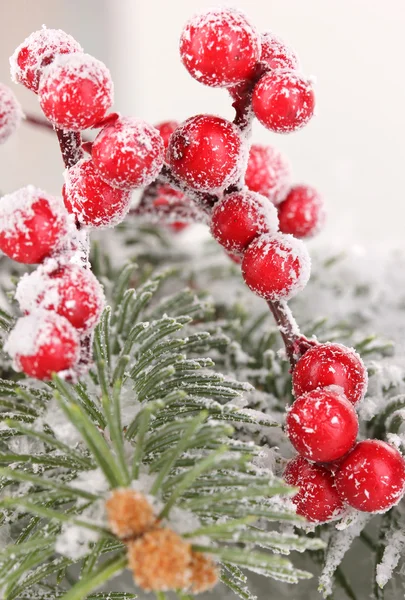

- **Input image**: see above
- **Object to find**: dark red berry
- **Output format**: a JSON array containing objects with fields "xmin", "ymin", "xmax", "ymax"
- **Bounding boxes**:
[
  {"xmin": 210, "ymin": 191, "xmax": 278, "ymax": 254},
  {"xmin": 278, "ymin": 184, "xmax": 325, "ymax": 238},
  {"xmin": 252, "ymin": 70, "xmax": 315, "ymax": 133},
  {"xmin": 10, "ymin": 28, "xmax": 83, "ymax": 93},
  {"xmin": 242, "ymin": 233, "xmax": 310, "ymax": 301},
  {"xmin": 260, "ymin": 32, "xmax": 300, "ymax": 71},
  {"xmin": 152, "ymin": 186, "xmax": 190, "ymax": 232},
  {"xmin": 0, "ymin": 83, "xmax": 23, "ymax": 144},
  {"xmin": 245, "ymin": 143, "xmax": 292, "ymax": 204},
  {"xmin": 16, "ymin": 264, "xmax": 105, "ymax": 332},
  {"xmin": 335, "ymin": 440, "xmax": 405, "ymax": 512},
  {"xmin": 180, "ymin": 8, "xmax": 261, "ymax": 87},
  {"xmin": 63, "ymin": 159, "xmax": 132, "ymax": 228},
  {"xmin": 0, "ymin": 186, "xmax": 67, "ymax": 264},
  {"xmin": 92, "ymin": 117, "xmax": 164, "ymax": 189},
  {"xmin": 293, "ymin": 343, "xmax": 368, "ymax": 405},
  {"xmin": 5, "ymin": 311, "xmax": 79, "ymax": 380},
  {"xmin": 38, "ymin": 54, "xmax": 113, "ymax": 130},
  {"xmin": 155, "ymin": 121, "xmax": 179, "ymax": 149},
  {"xmin": 284, "ymin": 456, "xmax": 345, "ymax": 523},
  {"xmin": 167, "ymin": 115, "xmax": 244, "ymax": 192},
  {"xmin": 286, "ymin": 388, "xmax": 358, "ymax": 463}
]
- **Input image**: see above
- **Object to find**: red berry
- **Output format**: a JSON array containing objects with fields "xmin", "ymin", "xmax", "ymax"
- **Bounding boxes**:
[
  {"xmin": 152, "ymin": 186, "xmax": 190, "ymax": 232},
  {"xmin": 335, "ymin": 440, "xmax": 405, "ymax": 512},
  {"xmin": 167, "ymin": 115, "xmax": 244, "ymax": 192},
  {"xmin": 293, "ymin": 343, "xmax": 368, "ymax": 405},
  {"xmin": 210, "ymin": 191, "xmax": 278, "ymax": 254},
  {"xmin": 16, "ymin": 264, "xmax": 105, "ymax": 332},
  {"xmin": 242, "ymin": 233, "xmax": 310, "ymax": 301},
  {"xmin": 0, "ymin": 186, "xmax": 67, "ymax": 264},
  {"xmin": 252, "ymin": 71, "xmax": 315, "ymax": 133},
  {"xmin": 63, "ymin": 159, "xmax": 131, "ymax": 228},
  {"xmin": 4, "ymin": 311, "xmax": 79, "ymax": 380},
  {"xmin": 92, "ymin": 117, "xmax": 164, "ymax": 189},
  {"xmin": 284, "ymin": 456, "xmax": 345, "ymax": 523},
  {"xmin": 0, "ymin": 83, "xmax": 23, "ymax": 144},
  {"xmin": 38, "ymin": 54, "xmax": 113, "ymax": 130},
  {"xmin": 278, "ymin": 184, "xmax": 325, "ymax": 238},
  {"xmin": 180, "ymin": 8, "xmax": 261, "ymax": 88},
  {"xmin": 155, "ymin": 121, "xmax": 179, "ymax": 149},
  {"xmin": 245, "ymin": 143, "xmax": 292, "ymax": 204},
  {"xmin": 260, "ymin": 32, "xmax": 300, "ymax": 71},
  {"xmin": 10, "ymin": 28, "xmax": 83, "ymax": 93},
  {"xmin": 286, "ymin": 388, "xmax": 358, "ymax": 463}
]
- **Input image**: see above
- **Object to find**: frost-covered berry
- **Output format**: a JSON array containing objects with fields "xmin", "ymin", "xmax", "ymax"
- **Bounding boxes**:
[
  {"xmin": 260, "ymin": 32, "xmax": 300, "ymax": 71},
  {"xmin": 92, "ymin": 117, "xmax": 164, "ymax": 189},
  {"xmin": 285, "ymin": 388, "xmax": 358, "ymax": 463},
  {"xmin": 210, "ymin": 191, "xmax": 279, "ymax": 254},
  {"xmin": 278, "ymin": 184, "xmax": 325, "ymax": 238},
  {"xmin": 63, "ymin": 159, "xmax": 132, "ymax": 228},
  {"xmin": 335, "ymin": 440, "xmax": 405, "ymax": 513},
  {"xmin": 4, "ymin": 310, "xmax": 79, "ymax": 380},
  {"xmin": 16, "ymin": 264, "xmax": 105, "ymax": 332},
  {"xmin": 38, "ymin": 54, "xmax": 113, "ymax": 130},
  {"xmin": 245, "ymin": 143, "xmax": 292, "ymax": 204},
  {"xmin": 0, "ymin": 186, "xmax": 67, "ymax": 264},
  {"xmin": 180, "ymin": 8, "xmax": 261, "ymax": 88},
  {"xmin": 242, "ymin": 233, "xmax": 311, "ymax": 301},
  {"xmin": 284, "ymin": 455, "xmax": 345, "ymax": 523},
  {"xmin": 10, "ymin": 28, "xmax": 83, "ymax": 93},
  {"xmin": 252, "ymin": 71, "xmax": 315, "ymax": 133},
  {"xmin": 155, "ymin": 120, "xmax": 179, "ymax": 149},
  {"xmin": 0, "ymin": 83, "xmax": 23, "ymax": 144},
  {"xmin": 167, "ymin": 115, "xmax": 244, "ymax": 192},
  {"xmin": 293, "ymin": 343, "xmax": 368, "ymax": 405}
]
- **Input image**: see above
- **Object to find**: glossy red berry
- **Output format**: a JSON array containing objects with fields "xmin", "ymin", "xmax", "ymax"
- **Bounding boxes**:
[
  {"xmin": 252, "ymin": 71, "xmax": 315, "ymax": 133},
  {"xmin": 155, "ymin": 121, "xmax": 179, "ymax": 149},
  {"xmin": 10, "ymin": 28, "xmax": 83, "ymax": 93},
  {"xmin": 335, "ymin": 440, "xmax": 405, "ymax": 512},
  {"xmin": 284, "ymin": 456, "xmax": 345, "ymax": 523},
  {"xmin": 286, "ymin": 388, "xmax": 358, "ymax": 463},
  {"xmin": 278, "ymin": 185, "xmax": 325, "ymax": 238},
  {"xmin": 167, "ymin": 115, "xmax": 244, "ymax": 192},
  {"xmin": 260, "ymin": 32, "xmax": 300, "ymax": 71},
  {"xmin": 63, "ymin": 159, "xmax": 132, "ymax": 228},
  {"xmin": 0, "ymin": 186, "xmax": 67, "ymax": 264},
  {"xmin": 180, "ymin": 8, "xmax": 261, "ymax": 88},
  {"xmin": 152, "ymin": 186, "xmax": 190, "ymax": 232},
  {"xmin": 0, "ymin": 83, "xmax": 23, "ymax": 144},
  {"xmin": 210, "ymin": 191, "xmax": 279, "ymax": 254},
  {"xmin": 245, "ymin": 143, "xmax": 292, "ymax": 205},
  {"xmin": 4, "ymin": 311, "xmax": 79, "ymax": 380},
  {"xmin": 38, "ymin": 54, "xmax": 113, "ymax": 130},
  {"xmin": 242, "ymin": 233, "xmax": 310, "ymax": 301},
  {"xmin": 293, "ymin": 343, "xmax": 368, "ymax": 405},
  {"xmin": 16, "ymin": 264, "xmax": 105, "ymax": 332},
  {"xmin": 92, "ymin": 117, "xmax": 164, "ymax": 189}
]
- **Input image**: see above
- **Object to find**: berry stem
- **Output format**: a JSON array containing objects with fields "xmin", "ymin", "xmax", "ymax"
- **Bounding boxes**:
[
  {"xmin": 56, "ymin": 129, "xmax": 84, "ymax": 169},
  {"xmin": 267, "ymin": 300, "xmax": 301, "ymax": 366}
]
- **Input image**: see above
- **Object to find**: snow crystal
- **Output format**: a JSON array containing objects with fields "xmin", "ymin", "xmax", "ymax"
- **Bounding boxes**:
[
  {"xmin": 55, "ymin": 522, "xmax": 99, "ymax": 559},
  {"xmin": 35, "ymin": 398, "xmax": 83, "ymax": 447},
  {"xmin": 376, "ymin": 528, "xmax": 405, "ymax": 588}
]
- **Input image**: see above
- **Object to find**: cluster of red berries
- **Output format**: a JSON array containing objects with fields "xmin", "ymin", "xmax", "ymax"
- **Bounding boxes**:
[
  {"xmin": 0, "ymin": 185, "xmax": 104, "ymax": 380},
  {"xmin": 179, "ymin": 9, "xmax": 315, "ymax": 133},
  {"xmin": 284, "ymin": 342, "xmax": 405, "ymax": 521}
]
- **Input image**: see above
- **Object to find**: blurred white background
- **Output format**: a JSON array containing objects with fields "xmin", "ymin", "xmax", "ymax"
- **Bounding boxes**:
[{"xmin": 1, "ymin": 0, "xmax": 405, "ymax": 244}]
